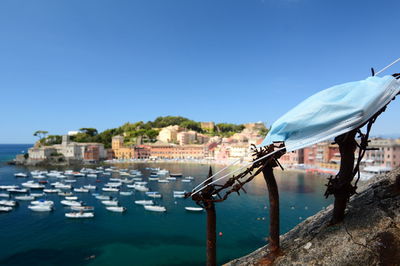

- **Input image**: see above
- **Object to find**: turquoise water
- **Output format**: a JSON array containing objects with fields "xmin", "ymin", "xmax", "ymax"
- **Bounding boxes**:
[{"xmin": 0, "ymin": 144, "xmax": 332, "ymax": 265}]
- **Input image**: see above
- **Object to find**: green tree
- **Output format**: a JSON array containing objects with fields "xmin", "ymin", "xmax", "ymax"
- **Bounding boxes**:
[
  {"xmin": 33, "ymin": 130, "xmax": 48, "ymax": 141},
  {"xmin": 79, "ymin": 128, "xmax": 98, "ymax": 137}
]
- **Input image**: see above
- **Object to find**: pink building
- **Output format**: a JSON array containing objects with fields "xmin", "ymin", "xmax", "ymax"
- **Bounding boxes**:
[{"xmin": 364, "ymin": 138, "xmax": 400, "ymax": 168}]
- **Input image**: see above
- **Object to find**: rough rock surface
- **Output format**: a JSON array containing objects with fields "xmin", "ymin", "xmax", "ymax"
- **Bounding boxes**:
[{"xmin": 226, "ymin": 168, "xmax": 400, "ymax": 266}]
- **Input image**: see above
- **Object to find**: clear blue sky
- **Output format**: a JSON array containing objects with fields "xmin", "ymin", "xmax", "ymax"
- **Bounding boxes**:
[{"xmin": 1, "ymin": 0, "xmax": 399, "ymax": 143}]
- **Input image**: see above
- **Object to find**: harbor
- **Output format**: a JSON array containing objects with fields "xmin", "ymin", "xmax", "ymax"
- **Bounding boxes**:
[{"xmin": 0, "ymin": 144, "xmax": 332, "ymax": 265}]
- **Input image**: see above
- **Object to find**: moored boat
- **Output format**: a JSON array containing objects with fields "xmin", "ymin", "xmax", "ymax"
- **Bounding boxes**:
[
  {"xmin": 65, "ymin": 196, "xmax": 78, "ymax": 200},
  {"xmin": 31, "ymin": 200, "xmax": 54, "ymax": 206},
  {"xmin": 22, "ymin": 181, "xmax": 45, "ymax": 189},
  {"xmin": 15, "ymin": 195, "xmax": 35, "ymax": 201},
  {"xmin": 134, "ymin": 185, "xmax": 149, "ymax": 192},
  {"xmin": 101, "ymin": 200, "xmax": 119, "ymax": 206},
  {"xmin": 74, "ymin": 188, "xmax": 89, "ymax": 193},
  {"xmin": 145, "ymin": 192, "xmax": 162, "ymax": 198},
  {"xmin": 119, "ymin": 191, "xmax": 133, "ymax": 196},
  {"xmin": 173, "ymin": 191, "xmax": 186, "ymax": 198},
  {"xmin": 102, "ymin": 187, "xmax": 119, "ymax": 192},
  {"xmin": 0, "ymin": 206, "xmax": 13, "ymax": 212},
  {"xmin": 71, "ymin": 206, "xmax": 94, "ymax": 211},
  {"xmin": 185, "ymin": 207, "xmax": 204, "ymax": 212},
  {"xmin": 43, "ymin": 189, "xmax": 61, "ymax": 193},
  {"xmin": 61, "ymin": 200, "xmax": 82, "ymax": 207},
  {"xmin": 28, "ymin": 205, "xmax": 53, "ymax": 212},
  {"xmin": 0, "ymin": 200, "xmax": 17, "ymax": 207},
  {"xmin": 65, "ymin": 212, "xmax": 94, "ymax": 218},
  {"xmin": 14, "ymin": 173, "xmax": 28, "ymax": 178},
  {"xmin": 134, "ymin": 200, "xmax": 154, "ymax": 205},
  {"xmin": 95, "ymin": 195, "xmax": 110, "ymax": 200},
  {"xmin": 83, "ymin": 185, "xmax": 97, "ymax": 190},
  {"xmin": 106, "ymin": 206, "xmax": 126, "ymax": 212},
  {"xmin": 169, "ymin": 173, "xmax": 183, "ymax": 178},
  {"xmin": 144, "ymin": 205, "xmax": 166, "ymax": 212}
]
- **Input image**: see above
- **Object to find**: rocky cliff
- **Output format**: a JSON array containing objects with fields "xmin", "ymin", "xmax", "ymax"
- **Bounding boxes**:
[{"xmin": 226, "ymin": 168, "xmax": 400, "ymax": 266}]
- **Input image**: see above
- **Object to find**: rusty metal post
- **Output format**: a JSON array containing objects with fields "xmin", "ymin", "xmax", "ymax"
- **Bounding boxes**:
[
  {"xmin": 330, "ymin": 130, "xmax": 357, "ymax": 224},
  {"xmin": 204, "ymin": 166, "xmax": 216, "ymax": 266},
  {"xmin": 262, "ymin": 160, "xmax": 280, "ymax": 255}
]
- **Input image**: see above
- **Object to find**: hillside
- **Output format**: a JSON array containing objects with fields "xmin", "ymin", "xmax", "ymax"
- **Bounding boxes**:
[
  {"xmin": 226, "ymin": 168, "xmax": 400, "ymax": 265},
  {"xmin": 36, "ymin": 116, "xmax": 267, "ymax": 148}
]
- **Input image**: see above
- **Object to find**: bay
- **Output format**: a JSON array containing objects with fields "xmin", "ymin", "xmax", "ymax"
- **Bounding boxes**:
[{"xmin": 0, "ymin": 144, "xmax": 332, "ymax": 265}]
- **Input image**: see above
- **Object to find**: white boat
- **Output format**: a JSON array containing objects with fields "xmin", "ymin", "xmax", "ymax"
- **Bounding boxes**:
[
  {"xmin": 166, "ymin": 177, "xmax": 176, "ymax": 181},
  {"xmin": 145, "ymin": 192, "xmax": 162, "ymax": 198},
  {"xmin": 71, "ymin": 206, "xmax": 94, "ymax": 211},
  {"xmin": 7, "ymin": 188, "xmax": 28, "ymax": 193},
  {"xmin": 119, "ymin": 191, "xmax": 133, "ymax": 196},
  {"xmin": 74, "ymin": 188, "xmax": 89, "ymax": 193},
  {"xmin": 87, "ymin": 174, "xmax": 97, "ymax": 178},
  {"xmin": 61, "ymin": 200, "xmax": 82, "ymax": 207},
  {"xmin": 56, "ymin": 175, "xmax": 67, "ymax": 179},
  {"xmin": 106, "ymin": 206, "xmax": 126, "ymax": 212},
  {"xmin": 148, "ymin": 177, "xmax": 159, "ymax": 181},
  {"xmin": 74, "ymin": 173, "xmax": 85, "ymax": 177},
  {"xmin": 65, "ymin": 196, "xmax": 78, "ymax": 200},
  {"xmin": 135, "ymin": 181, "xmax": 148, "ymax": 186},
  {"xmin": 32, "ymin": 175, "xmax": 46, "ymax": 179},
  {"xmin": 83, "ymin": 185, "xmax": 96, "ymax": 190},
  {"xmin": 30, "ymin": 193, "xmax": 45, "ymax": 197},
  {"xmin": 15, "ymin": 195, "xmax": 35, "ymax": 200},
  {"xmin": 181, "ymin": 179, "xmax": 191, "ymax": 183},
  {"xmin": 102, "ymin": 187, "xmax": 119, "ymax": 192},
  {"xmin": 105, "ymin": 182, "xmax": 122, "ymax": 188},
  {"xmin": 28, "ymin": 205, "xmax": 53, "ymax": 212},
  {"xmin": 64, "ymin": 179, "xmax": 77, "ymax": 183},
  {"xmin": 31, "ymin": 200, "xmax": 54, "ymax": 206},
  {"xmin": 173, "ymin": 191, "xmax": 186, "ymax": 198},
  {"xmin": 185, "ymin": 176, "xmax": 195, "ymax": 180},
  {"xmin": 185, "ymin": 207, "xmax": 204, "ymax": 212},
  {"xmin": 101, "ymin": 200, "xmax": 119, "ymax": 206},
  {"xmin": 120, "ymin": 179, "xmax": 134, "ymax": 184},
  {"xmin": 134, "ymin": 200, "xmax": 154, "ymax": 205},
  {"xmin": 43, "ymin": 189, "xmax": 61, "ymax": 193},
  {"xmin": 144, "ymin": 205, "xmax": 166, "ymax": 212},
  {"xmin": 14, "ymin": 173, "xmax": 28, "ymax": 178},
  {"xmin": 158, "ymin": 179, "xmax": 169, "ymax": 183},
  {"xmin": 54, "ymin": 184, "xmax": 71, "ymax": 189},
  {"xmin": 58, "ymin": 192, "xmax": 73, "ymax": 196},
  {"xmin": 0, "ymin": 185, "xmax": 18, "ymax": 190},
  {"xmin": 134, "ymin": 185, "xmax": 149, "ymax": 192},
  {"xmin": 95, "ymin": 195, "xmax": 110, "ymax": 200},
  {"xmin": 22, "ymin": 181, "xmax": 45, "ymax": 189},
  {"xmin": 65, "ymin": 212, "xmax": 94, "ymax": 218},
  {"xmin": 0, "ymin": 193, "xmax": 9, "ymax": 198},
  {"xmin": 0, "ymin": 200, "xmax": 17, "ymax": 206},
  {"xmin": 0, "ymin": 206, "xmax": 12, "ymax": 212}
]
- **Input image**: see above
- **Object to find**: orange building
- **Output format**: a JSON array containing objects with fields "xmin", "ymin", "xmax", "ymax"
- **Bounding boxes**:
[
  {"xmin": 149, "ymin": 144, "xmax": 205, "ymax": 159},
  {"xmin": 112, "ymin": 135, "xmax": 134, "ymax": 159}
]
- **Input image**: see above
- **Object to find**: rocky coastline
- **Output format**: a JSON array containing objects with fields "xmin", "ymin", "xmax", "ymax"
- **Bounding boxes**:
[{"xmin": 226, "ymin": 168, "xmax": 400, "ymax": 265}]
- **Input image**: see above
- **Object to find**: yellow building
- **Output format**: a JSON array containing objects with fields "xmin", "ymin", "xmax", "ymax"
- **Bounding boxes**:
[{"xmin": 112, "ymin": 135, "xmax": 133, "ymax": 159}]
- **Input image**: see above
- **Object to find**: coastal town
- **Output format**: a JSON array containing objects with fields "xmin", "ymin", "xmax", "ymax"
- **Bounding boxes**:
[{"xmin": 16, "ymin": 120, "xmax": 400, "ymax": 178}]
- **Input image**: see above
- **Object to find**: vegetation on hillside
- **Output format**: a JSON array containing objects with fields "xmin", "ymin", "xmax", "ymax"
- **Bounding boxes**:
[{"xmin": 35, "ymin": 116, "xmax": 267, "ymax": 148}]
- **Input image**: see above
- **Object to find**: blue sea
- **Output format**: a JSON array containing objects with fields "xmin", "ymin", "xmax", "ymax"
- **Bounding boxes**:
[{"xmin": 0, "ymin": 144, "xmax": 332, "ymax": 265}]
